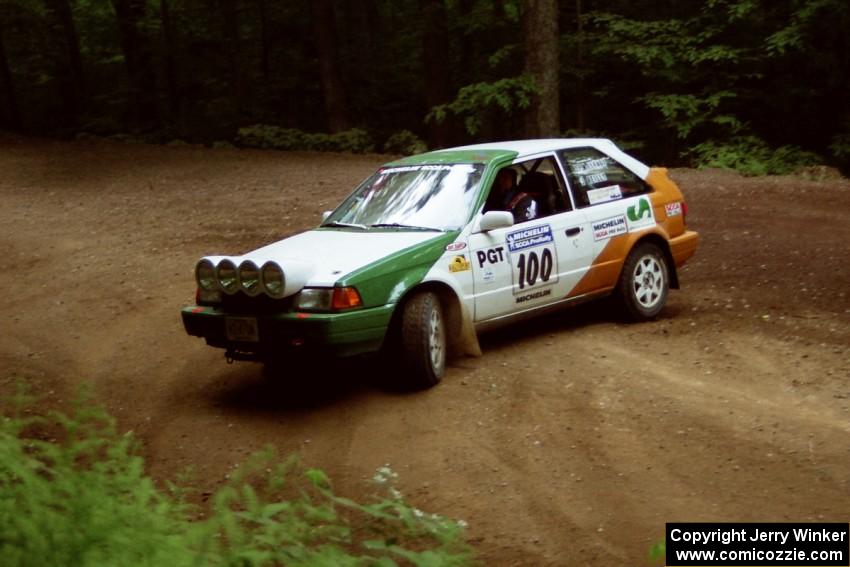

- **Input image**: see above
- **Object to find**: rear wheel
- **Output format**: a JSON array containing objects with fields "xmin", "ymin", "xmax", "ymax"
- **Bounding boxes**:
[
  {"xmin": 618, "ymin": 242, "xmax": 669, "ymax": 321},
  {"xmin": 399, "ymin": 292, "xmax": 446, "ymax": 389}
]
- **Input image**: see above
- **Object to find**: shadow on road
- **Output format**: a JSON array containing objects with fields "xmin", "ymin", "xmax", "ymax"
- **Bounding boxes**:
[
  {"xmin": 202, "ymin": 355, "xmax": 413, "ymax": 415},
  {"xmin": 479, "ymin": 297, "xmax": 681, "ymax": 350}
]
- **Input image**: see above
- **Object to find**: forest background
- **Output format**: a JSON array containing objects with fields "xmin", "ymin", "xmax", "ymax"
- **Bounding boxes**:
[{"xmin": 1, "ymin": 0, "xmax": 848, "ymax": 174}]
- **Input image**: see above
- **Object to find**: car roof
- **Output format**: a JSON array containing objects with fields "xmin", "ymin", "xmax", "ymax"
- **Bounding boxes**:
[
  {"xmin": 388, "ymin": 138, "xmax": 650, "ymax": 179},
  {"xmin": 446, "ymin": 138, "xmax": 620, "ymax": 156}
]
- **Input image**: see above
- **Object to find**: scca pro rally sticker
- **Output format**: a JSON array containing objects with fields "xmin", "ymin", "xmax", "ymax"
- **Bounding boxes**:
[
  {"xmin": 626, "ymin": 196, "xmax": 655, "ymax": 231},
  {"xmin": 506, "ymin": 225, "xmax": 558, "ymax": 295},
  {"xmin": 592, "ymin": 215, "xmax": 627, "ymax": 241},
  {"xmin": 506, "ymin": 225, "xmax": 553, "ymax": 252}
]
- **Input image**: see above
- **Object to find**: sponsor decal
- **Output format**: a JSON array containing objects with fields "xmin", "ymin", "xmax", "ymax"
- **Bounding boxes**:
[
  {"xmin": 571, "ymin": 158, "xmax": 609, "ymax": 174},
  {"xmin": 512, "ymin": 247, "xmax": 558, "ymax": 294},
  {"xmin": 482, "ymin": 268, "xmax": 495, "ymax": 283},
  {"xmin": 381, "ymin": 165, "xmax": 452, "ymax": 174},
  {"xmin": 445, "ymin": 241, "xmax": 467, "ymax": 251},
  {"xmin": 506, "ymin": 224, "xmax": 553, "ymax": 252},
  {"xmin": 515, "ymin": 288, "xmax": 552, "ymax": 303},
  {"xmin": 448, "ymin": 255, "xmax": 471, "ymax": 273},
  {"xmin": 587, "ymin": 184, "xmax": 622, "ymax": 205},
  {"xmin": 665, "ymin": 202, "xmax": 682, "ymax": 217},
  {"xmin": 476, "ymin": 246, "xmax": 505, "ymax": 268},
  {"xmin": 592, "ymin": 215, "xmax": 627, "ymax": 241},
  {"xmin": 626, "ymin": 196, "xmax": 655, "ymax": 231},
  {"xmin": 582, "ymin": 172, "xmax": 608, "ymax": 185}
]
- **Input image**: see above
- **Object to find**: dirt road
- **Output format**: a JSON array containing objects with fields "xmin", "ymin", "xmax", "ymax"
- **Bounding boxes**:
[{"xmin": 2, "ymin": 137, "xmax": 849, "ymax": 565}]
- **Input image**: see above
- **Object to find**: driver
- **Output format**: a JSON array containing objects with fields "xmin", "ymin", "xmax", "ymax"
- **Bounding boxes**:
[{"xmin": 488, "ymin": 168, "xmax": 538, "ymax": 222}]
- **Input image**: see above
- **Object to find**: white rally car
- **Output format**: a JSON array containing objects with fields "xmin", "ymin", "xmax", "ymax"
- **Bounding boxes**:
[{"xmin": 182, "ymin": 139, "xmax": 698, "ymax": 389}]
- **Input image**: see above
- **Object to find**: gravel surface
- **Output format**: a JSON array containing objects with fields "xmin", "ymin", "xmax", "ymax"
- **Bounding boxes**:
[{"xmin": 2, "ymin": 137, "xmax": 849, "ymax": 565}]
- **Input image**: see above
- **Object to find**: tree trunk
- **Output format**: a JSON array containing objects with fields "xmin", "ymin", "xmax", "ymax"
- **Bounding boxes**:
[
  {"xmin": 218, "ymin": 0, "xmax": 244, "ymax": 118},
  {"xmin": 312, "ymin": 0, "xmax": 348, "ymax": 132},
  {"xmin": 575, "ymin": 0, "xmax": 584, "ymax": 132},
  {"xmin": 46, "ymin": 0, "xmax": 85, "ymax": 127},
  {"xmin": 522, "ymin": 0, "xmax": 560, "ymax": 138},
  {"xmin": 0, "ymin": 25, "xmax": 21, "ymax": 130},
  {"xmin": 112, "ymin": 0, "xmax": 158, "ymax": 129},
  {"xmin": 257, "ymin": 0, "xmax": 271, "ymax": 82},
  {"xmin": 421, "ymin": 0, "xmax": 452, "ymax": 147},
  {"xmin": 159, "ymin": 0, "xmax": 179, "ymax": 122}
]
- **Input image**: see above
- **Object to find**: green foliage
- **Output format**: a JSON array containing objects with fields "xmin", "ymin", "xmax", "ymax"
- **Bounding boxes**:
[
  {"xmin": 383, "ymin": 130, "xmax": 428, "ymax": 156},
  {"xmin": 649, "ymin": 540, "xmax": 666, "ymax": 563},
  {"xmin": 0, "ymin": 384, "xmax": 474, "ymax": 567},
  {"xmin": 236, "ymin": 126, "xmax": 375, "ymax": 154},
  {"xmin": 640, "ymin": 92, "xmax": 740, "ymax": 140},
  {"xmin": 765, "ymin": 0, "xmax": 841, "ymax": 55},
  {"xmin": 384, "ymin": 130, "xmax": 428, "ymax": 155},
  {"xmin": 689, "ymin": 136, "xmax": 823, "ymax": 176},
  {"xmin": 427, "ymin": 76, "xmax": 536, "ymax": 136},
  {"xmin": 829, "ymin": 121, "xmax": 850, "ymax": 166}
]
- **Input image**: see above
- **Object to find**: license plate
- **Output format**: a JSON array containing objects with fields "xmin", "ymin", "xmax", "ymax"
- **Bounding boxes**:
[{"xmin": 225, "ymin": 316, "xmax": 259, "ymax": 342}]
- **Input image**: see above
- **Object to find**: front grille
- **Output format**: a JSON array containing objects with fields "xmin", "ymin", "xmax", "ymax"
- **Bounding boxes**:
[{"xmin": 220, "ymin": 291, "xmax": 294, "ymax": 314}]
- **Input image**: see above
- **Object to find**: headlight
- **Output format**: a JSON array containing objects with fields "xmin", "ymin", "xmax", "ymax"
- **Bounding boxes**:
[
  {"xmin": 261, "ymin": 262, "xmax": 286, "ymax": 298},
  {"xmin": 195, "ymin": 259, "xmax": 218, "ymax": 291},
  {"xmin": 217, "ymin": 259, "xmax": 239, "ymax": 294},
  {"xmin": 294, "ymin": 288, "xmax": 334, "ymax": 311},
  {"xmin": 239, "ymin": 260, "xmax": 261, "ymax": 296},
  {"xmin": 294, "ymin": 287, "xmax": 363, "ymax": 311}
]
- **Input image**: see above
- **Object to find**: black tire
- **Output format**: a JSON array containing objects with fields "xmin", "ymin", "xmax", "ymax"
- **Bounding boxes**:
[
  {"xmin": 399, "ymin": 292, "xmax": 446, "ymax": 389},
  {"xmin": 617, "ymin": 242, "xmax": 670, "ymax": 321}
]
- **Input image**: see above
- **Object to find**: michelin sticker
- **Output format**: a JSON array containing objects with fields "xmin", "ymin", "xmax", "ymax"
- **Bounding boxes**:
[
  {"xmin": 506, "ymin": 225, "xmax": 553, "ymax": 252},
  {"xmin": 592, "ymin": 215, "xmax": 627, "ymax": 241},
  {"xmin": 587, "ymin": 185, "xmax": 622, "ymax": 205},
  {"xmin": 506, "ymin": 225, "xmax": 558, "ymax": 295},
  {"xmin": 626, "ymin": 196, "xmax": 655, "ymax": 231}
]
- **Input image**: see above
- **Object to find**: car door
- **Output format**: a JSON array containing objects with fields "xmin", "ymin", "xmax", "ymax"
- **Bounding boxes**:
[{"xmin": 469, "ymin": 153, "xmax": 594, "ymax": 322}]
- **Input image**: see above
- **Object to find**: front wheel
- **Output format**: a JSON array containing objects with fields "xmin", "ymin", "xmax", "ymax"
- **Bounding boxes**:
[
  {"xmin": 617, "ymin": 242, "xmax": 670, "ymax": 321},
  {"xmin": 399, "ymin": 292, "xmax": 446, "ymax": 389}
]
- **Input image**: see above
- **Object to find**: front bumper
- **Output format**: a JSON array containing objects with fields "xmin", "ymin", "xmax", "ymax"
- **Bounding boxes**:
[{"xmin": 181, "ymin": 303, "xmax": 395, "ymax": 359}]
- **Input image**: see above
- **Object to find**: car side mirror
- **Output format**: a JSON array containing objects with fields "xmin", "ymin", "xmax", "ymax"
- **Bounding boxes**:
[
  {"xmin": 477, "ymin": 211, "xmax": 514, "ymax": 232},
  {"xmin": 321, "ymin": 211, "xmax": 332, "ymax": 222}
]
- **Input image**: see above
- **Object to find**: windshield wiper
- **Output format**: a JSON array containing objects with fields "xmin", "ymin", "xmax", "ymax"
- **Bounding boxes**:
[
  {"xmin": 369, "ymin": 223, "xmax": 443, "ymax": 232},
  {"xmin": 322, "ymin": 220, "xmax": 368, "ymax": 230}
]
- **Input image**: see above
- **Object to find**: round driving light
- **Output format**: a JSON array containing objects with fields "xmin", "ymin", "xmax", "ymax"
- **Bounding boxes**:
[
  {"xmin": 239, "ymin": 260, "xmax": 261, "ymax": 296},
  {"xmin": 195, "ymin": 259, "xmax": 218, "ymax": 291},
  {"xmin": 261, "ymin": 261, "xmax": 286, "ymax": 298},
  {"xmin": 217, "ymin": 259, "xmax": 239, "ymax": 295}
]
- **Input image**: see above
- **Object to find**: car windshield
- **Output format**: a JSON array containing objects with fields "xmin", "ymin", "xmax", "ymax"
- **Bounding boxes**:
[{"xmin": 324, "ymin": 163, "xmax": 485, "ymax": 231}]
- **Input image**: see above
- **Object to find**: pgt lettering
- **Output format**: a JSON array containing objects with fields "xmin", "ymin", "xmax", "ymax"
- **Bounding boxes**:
[{"xmin": 476, "ymin": 246, "xmax": 505, "ymax": 268}]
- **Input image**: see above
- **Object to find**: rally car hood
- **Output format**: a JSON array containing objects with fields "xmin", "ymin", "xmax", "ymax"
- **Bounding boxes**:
[{"xmin": 203, "ymin": 229, "xmax": 443, "ymax": 296}]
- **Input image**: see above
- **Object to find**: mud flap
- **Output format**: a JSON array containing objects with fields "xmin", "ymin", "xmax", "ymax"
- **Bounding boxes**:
[{"xmin": 456, "ymin": 305, "xmax": 482, "ymax": 357}]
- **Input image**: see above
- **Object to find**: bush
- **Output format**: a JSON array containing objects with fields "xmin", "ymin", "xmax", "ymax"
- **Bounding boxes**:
[
  {"xmin": 235, "ymin": 125, "xmax": 375, "ymax": 153},
  {"xmin": 688, "ymin": 136, "xmax": 823, "ymax": 176},
  {"xmin": 0, "ymin": 384, "xmax": 473, "ymax": 566},
  {"xmin": 383, "ymin": 130, "xmax": 428, "ymax": 155}
]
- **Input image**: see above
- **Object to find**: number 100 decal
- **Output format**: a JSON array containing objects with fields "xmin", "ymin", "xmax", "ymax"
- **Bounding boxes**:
[
  {"xmin": 515, "ymin": 248, "xmax": 556, "ymax": 291},
  {"xmin": 506, "ymin": 224, "xmax": 559, "ymax": 295}
]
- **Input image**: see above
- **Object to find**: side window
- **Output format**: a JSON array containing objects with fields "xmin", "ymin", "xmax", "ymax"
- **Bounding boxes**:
[
  {"xmin": 483, "ymin": 156, "xmax": 572, "ymax": 222},
  {"xmin": 558, "ymin": 148, "xmax": 650, "ymax": 208}
]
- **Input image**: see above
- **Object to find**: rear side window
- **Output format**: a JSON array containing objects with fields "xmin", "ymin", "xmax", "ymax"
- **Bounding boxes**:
[{"xmin": 559, "ymin": 148, "xmax": 650, "ymax": 208}]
